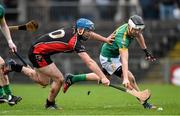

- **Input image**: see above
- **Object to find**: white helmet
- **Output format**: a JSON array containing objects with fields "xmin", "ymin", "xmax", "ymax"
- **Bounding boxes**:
[{"xmin": 128, "ymin": 15, "xmax": 145, "ymax": 30}]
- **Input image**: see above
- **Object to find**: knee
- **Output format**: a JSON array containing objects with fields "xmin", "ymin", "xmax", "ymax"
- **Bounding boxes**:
[
  {"xmin": 32, "ymin": 72, "xmax": 49, "ymax": 86},
  {"xmin": 25, "ymin": 68, "xmax": 36, "ymax": 77},
  {"xmin": 55, "ymin": 76, "xmax": 64, "ymax": 84},
  {"xmin": 59, "ymin": 77, "xmax": 64, "ymax": 83},
  {"xmin": 37, "ymin": 77, "xmax": 49, "ymax": 87}
]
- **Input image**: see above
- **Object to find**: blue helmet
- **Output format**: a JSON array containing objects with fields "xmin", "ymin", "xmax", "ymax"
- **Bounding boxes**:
[{"xmin": 76, "ymin": 18, "xmax": 95, "ymax": 31}]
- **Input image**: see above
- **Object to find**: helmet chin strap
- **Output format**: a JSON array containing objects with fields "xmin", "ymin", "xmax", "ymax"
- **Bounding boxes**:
[{"xmin": 77, "ymin": 28, "xmax": 85, "ymax": 35}]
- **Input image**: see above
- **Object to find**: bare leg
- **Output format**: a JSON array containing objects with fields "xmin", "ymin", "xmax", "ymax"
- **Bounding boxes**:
[
  {"xmin": 127, "ymin": 70, "xmax": 156, "ymax": 109},
  {"xmin": 38, "ymin": 63, "xmax": 63, "ymax": 102},
  {"xmin": 21, "ymin": 66, "xmax": 50, "ymax": 86},
  {"xmin": 128, "ymin": 71, "xmax": 140, "ymax": 91},
  {"xmin": 0, "ymin": 57, "xmax": 22, "ymax": 105},
  {"xmin": 18, "ymin": 63, "xmax": 63, "ymax": 102},
  {"xmin": 0, "ymin": 57, "xmax": 9, "ymax": 86},
  {"xmin": 86, "ymin": 73, "xmax": 100, "ymax": 81}
]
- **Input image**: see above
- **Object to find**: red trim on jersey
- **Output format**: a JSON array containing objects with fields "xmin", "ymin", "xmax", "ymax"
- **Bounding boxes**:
[
  {"xmin": 33, "ymin": 35, "xmax": 77, "ymax": 54},
  {"xmin": 37, "ymin": 58, "xmax": 48, "ymax": 67},
  {"xmin": 68, "ymin": 34, "xmax": 77, "ymax": 49}
]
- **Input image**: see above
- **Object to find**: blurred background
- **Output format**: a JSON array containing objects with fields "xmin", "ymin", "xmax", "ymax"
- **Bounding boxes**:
[{"xmin": 0, "ymin": 0, "xmax": 180, "ymax": 85}]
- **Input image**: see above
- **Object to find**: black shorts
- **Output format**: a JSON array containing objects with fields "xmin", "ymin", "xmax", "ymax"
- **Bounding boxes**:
[
  {"xmin": 102, "ymin": 66, "xmax": 122, "ymax": 77},
  {"xmin": 28, "ymin": 47, "xmax": 53, "ymax": 68}
]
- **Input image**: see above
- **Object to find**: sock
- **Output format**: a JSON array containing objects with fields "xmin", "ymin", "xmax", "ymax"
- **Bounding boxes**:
[
  {"xmin": 0, "ymin": 86, "xmax": 4, "ymax": 96},
  {"xmin": 136, "ymin": 97, "xmax": 144, "ymax": 104},
  {"xmin": 46, "ymin": 99, "xmax": 55, "ymax": 105},
  {"xmin": 71, "ymin": 74, "xmax": 86, "ymax": 83},
  {"xmin": 3, "ymin": 85, "xmax": 12, "ymax": 95},
  {"xmin": 11, "ymin": 64, "xmax": 23, "ymax": 72}
]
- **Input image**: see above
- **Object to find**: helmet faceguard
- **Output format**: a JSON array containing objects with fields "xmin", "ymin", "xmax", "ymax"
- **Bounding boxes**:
[{"xmin": 128, "ymin": 15, "xmax": 145, "ymax": 30}]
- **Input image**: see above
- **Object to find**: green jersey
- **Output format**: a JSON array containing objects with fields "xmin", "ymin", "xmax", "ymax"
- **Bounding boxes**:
[
  {"xmin": 0, "ymin": 4, "xmax": 5, "ymax": 19},
  {"xmin": 101, "ymin": 23, "xmax": 134, "ymax": 58}
]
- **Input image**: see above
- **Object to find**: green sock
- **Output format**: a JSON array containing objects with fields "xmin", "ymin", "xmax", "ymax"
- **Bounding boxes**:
[
  {"xmin": 0, "ymin": 86, "xmax": 4, "ymax": 96},
  {"xmin": 3, "ymin": 85, "xmax": 12, "ymax": 95},
  {"xmin": 71, "ymin": 74, "xmax": 86, "ymax": 83}
]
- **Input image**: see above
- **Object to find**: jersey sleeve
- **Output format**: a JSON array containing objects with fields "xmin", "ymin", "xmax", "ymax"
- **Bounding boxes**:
[
  {"xmin": 74, "ymin": 40, "xmax": 86, "ymax": 53},
  {"xmin": 0, "ymin": 5, "xmax": 5, "ymax": 19}
]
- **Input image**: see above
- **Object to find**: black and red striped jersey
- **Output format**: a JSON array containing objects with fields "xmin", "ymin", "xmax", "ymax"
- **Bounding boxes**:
[{"xmin": 31, "ymin": 27, "xmax": 86, "ymax": 55}]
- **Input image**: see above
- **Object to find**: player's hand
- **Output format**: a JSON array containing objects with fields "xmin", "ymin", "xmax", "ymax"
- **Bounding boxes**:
[
  {"xmin": 145, "ymin": 52, "xmax": 156, "ymax": 62},
  {"xmin": 143, "ymin": 49, "xmax": 156, "ymax": 62},
  {"xmin": 106, "ymin": 38, "xmax": 114, "ymax": 45},
  {"xmin": 101, "ymin": 77, "xmax": 110, "ymax": 86},
  {"xmin": 8, "ymin": 40, "xmax": 17, "ymax": 52},
  {"xmin": 106, "ymin": 33, "xmax": 115, "ymax": 45},
  {"xmin": 145, "ymin": 54, "xmax": 156, "ymax": 62},
  {"xmin": 122, "ymin": 79, "xmax": 131, "ymax": 88}
]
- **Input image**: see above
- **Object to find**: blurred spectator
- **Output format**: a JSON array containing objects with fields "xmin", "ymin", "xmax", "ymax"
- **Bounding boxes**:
[
  {"xmin": 139, "ymin": 0, "xmax": 159, "ymax": 20},
  {"xmin": 173, "ymin": 0, "xmax": 180, "ymax": 20},
  {"xmin": 153, "ymin": 35, "xmax": 176, "ymax": 58},
  {"xmin": 79, "ymin": 0, "xmax": 98, "ymax": 21},
  {"xmin": 159, "ymin": 0, "xmax": 177, "ymax": 20},
  {"xmin": 95, "ymin": 0, "xmax": 118, "ymax": 20},
  {"xmin": 3, "ymin": 0, "xmax": 17, "ymax": 8},
  {"xmin": 178, "ymin": 0, "xmax": 180, "ymax": 7},
  {"xmin": 50, "ymin": 0, "xmax": 79, "ymax": 21},
  {"xmin": 173, "ymin": 8, "xmax": 180, "ymax": 19},
  {"xmin": 27, "ymin": 0, "xmax": 50, "ymax": 24},
  {"xmin": 2, "ymin": 0, "xmax": 18, "ymax": 21},
  {"xmin": 114, "ymin": 0, "xmax": 141, "ymax": 22},
  {"xmin": 140, "ymin": 58, "xmax": 149, "ymax": 70},
  {"xmin": 167, "ymin": 34, "xmax": 178, "ymax": 49},
  {"xmin": 160, "ymin": 36, "xmax": 169, "ymax": 57},
  {"xmin": 153, "ymin": 42, "xmax": 162, "ymax": 57}
]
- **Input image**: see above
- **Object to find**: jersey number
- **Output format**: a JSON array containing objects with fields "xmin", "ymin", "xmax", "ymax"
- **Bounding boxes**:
[{"xmin": 49, "ymin": 29, "xmax": 65, "ymax": 39}]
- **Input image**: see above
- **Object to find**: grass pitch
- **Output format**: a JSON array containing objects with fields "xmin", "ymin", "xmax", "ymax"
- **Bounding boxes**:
[{"xmin": 0, "ymin": 84, "xmax": 180, "ymax": 115}]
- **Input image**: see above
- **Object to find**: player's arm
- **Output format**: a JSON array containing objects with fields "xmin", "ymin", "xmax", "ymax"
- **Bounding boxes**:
[
  {"xmin": 136, "ymin": 33, "xmax": 156, "ymax": 61},
  {"xmin": 88, "ymin": 31, "xmax": 114, "ymax": 44},
  {"xmin": 0, "ymin": 17, "xmax": 17, "ymax": 52},
  {"xmin": 78, "ymin": 52, "xmax": 110, "ymax": 85},
  {"xmin": 119, "ymin": 48, "xmax": 131, "ymax": 88},
  {"xmin": 0, "ymin": 17, "xmax": 13, "ymax": 44},
  {"xmin": 136, "ymin": 33, "xmax": 147, "ymax": 49}
]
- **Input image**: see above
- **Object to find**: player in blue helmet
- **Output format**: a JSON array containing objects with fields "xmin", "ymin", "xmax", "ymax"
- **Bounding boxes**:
[
  {"xmin": 1, "ymin": 18, "xmax": 114, "ymax": 109},
  {"xmin": 75, "ymin": 18, "xmax": 96, "ymax": 41}
]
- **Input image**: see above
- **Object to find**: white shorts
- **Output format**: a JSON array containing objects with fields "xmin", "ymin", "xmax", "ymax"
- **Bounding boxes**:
[{"xmin": 99, "ymin": 55, "xmax": 122, "ymax": 75}]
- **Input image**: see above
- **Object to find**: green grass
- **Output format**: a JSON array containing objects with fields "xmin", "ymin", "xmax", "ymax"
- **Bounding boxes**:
[{"xmin": 1, "ymin": 84, "xmax": 180, "ymax": 115}]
